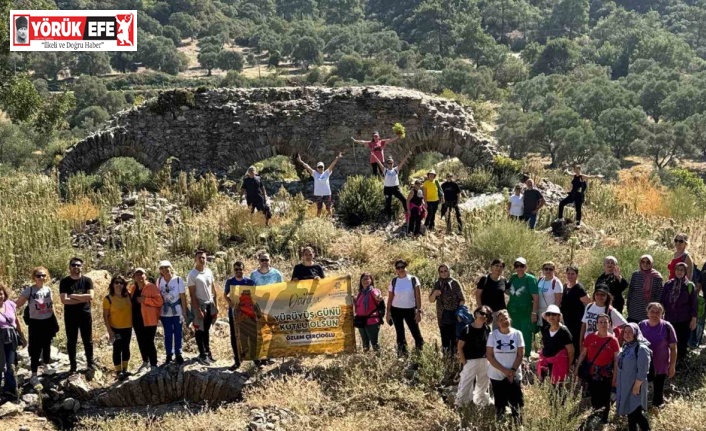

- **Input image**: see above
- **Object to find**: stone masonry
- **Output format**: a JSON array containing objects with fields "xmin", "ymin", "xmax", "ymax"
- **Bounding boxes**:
[{"xmin": 58, "ymin": 86, "xmax": 497, "ymax": 181}]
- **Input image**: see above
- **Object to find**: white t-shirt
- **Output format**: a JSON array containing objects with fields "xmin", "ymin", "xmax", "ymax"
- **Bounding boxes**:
[
  {"xmin": 487, "ymin": 328, "xmax": 525, "ymax": 381},
  {"xmin": 187, "ymin": 268, "xmax": 215, "ymax": 305},
  {"xmin": 390, "ymin": 275, "xmax": 418, "ymax": 309},
  {"xmin": 509, "ymin": 195, "xmax": 524, "ymax": 217},
  {"xmin": 313, "ymin": 170, "xmax": 332, "ymax": 196},
  {"xmin": 383, "ymin": 168, "xmax": 400, "ymax": 187},
  {"xmin": 581, "ymin": 303, "xmax": 627, "ymax": 338},
  {"xmin": 20, "ymin": 286, "xmax": 54, "ymax": 320},
  {"xmin": 537, "ymin": 277, "xmax": 563, "ymax": 314},
  {"xmin": 158, "ymin": 276, "xmax": 186, "ymax": 317}
]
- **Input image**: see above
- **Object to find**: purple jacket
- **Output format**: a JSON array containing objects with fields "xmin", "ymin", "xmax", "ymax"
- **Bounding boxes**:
[{"xmin": 660, "ymin": 278, "xmax": 698, "ymax": 323}]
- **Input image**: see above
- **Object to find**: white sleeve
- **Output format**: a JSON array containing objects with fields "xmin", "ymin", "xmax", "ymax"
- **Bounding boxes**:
[
  {"xmin": 515, "ymin": 330, "xmax": 525, "ymax": 348},
  {"xmin": 486, "ymin": 331, "xmax": 496, "ymax": 348},
  {"xmin": 178, "ymin": 277, "xmax": 186, "ymax": 294},
  {"xmin": 581, "ymin": 305, "xmax": 590, "ymax": 324},
  {"xmin": 553, "ymin": 280, "xmax": 564, "ymax": 293},
  {"xmin": 186, "ymin": 271, "xmax": 195, "ymax": 287},
  {"xmin": 612, "ymin": 309, "xmax": 627, "ymax": 327}
]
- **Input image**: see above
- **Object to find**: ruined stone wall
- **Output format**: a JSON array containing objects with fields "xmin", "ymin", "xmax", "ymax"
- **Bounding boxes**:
[{"xmin": 59, "ymin": 86, "xmax": 497, "ymax": 180}]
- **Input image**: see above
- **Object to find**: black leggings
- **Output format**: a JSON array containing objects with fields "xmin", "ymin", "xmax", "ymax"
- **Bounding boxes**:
[
  {"xmin": 491, "ymin": 377, "xmax": 523, "ymax": 422},
  {"xmin": 228, "ymin": 312, "xmax": 240, "ymax": 365},
  {"xmin": 195, "ymin": 311, "xmax": 214, "ymax": 357},
  {"xmin": 628, "ymin": 407, "xmax": 650, "ymax": 431},
  {"xmin": 111, "ymin": 327, "xmax": 132, "ymax": 367},
  {"xmin": 439, "ymin": 323, "xmax": 456, "ymax": 354},
  {"xmin": 384, "ymin": 186, "xmax": 407, "ymax": 219},
  {"xmin": 65, "ymin": 311, "xmax": 94, "ymax": 368},
  {"xmin": 588, "ymin": 376, "xmax": 612, "ymax": 423},
  {"xmin": 425, "ymin": 201, "xmax": 439, "ymax": 229},
  {"xmin": 408, "ymin": 206, "xmax": 423, "ymax": 235},
  {"xmin": 28, "ymin": 318, "xmax": 54, "ymax": 373},
  {"xmin": 390, "ymin": 306, "xmax": 424, "ymax": 354},
  {"xmin": 134, "ymin": 324, "xmax": 157, "ymax": 366},
  {"xmin": 441, "ymin": 201, "xmax": 463, "ymax": 230},
  {"xmin": 652, "ymin": 373, "xmax": 667, "ymax": 407},
  {"xmin": 558, "ymin": 193, "xmax": 584, "ymax": 223},
  {"xmin": 672, "ymin": 320, "xmax": 690, "ymax": 363},
  {"xmin": 371, "ymin": 163, "xmax": 380, "ymax": 176}
]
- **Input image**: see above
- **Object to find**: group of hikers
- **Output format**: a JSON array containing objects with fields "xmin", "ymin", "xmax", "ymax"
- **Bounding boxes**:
[
  {"xmin": 242, "ymin": 131, "xmax": 595, "ymax": 234},
  {"xmin": 353, "ymin": 233, "xmax": 703, "ymax": 430}
]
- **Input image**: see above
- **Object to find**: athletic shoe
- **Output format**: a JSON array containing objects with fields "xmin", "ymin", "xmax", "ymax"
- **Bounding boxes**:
[
  {"xmin": 175, "ymin": 354, "xmax": 184, "ymax": 365},
  {"xmin": 149, "ymin": 365, "xmax": 159, "ymax": 374},
  {"xmin": 30, "ymin": 375, "xmax": 40, "ymax": 387},
  {"xmin": 197, "ymin": 355, "xmax": 209, "ymax": 366},
  {"xmin": 206, "ymin": 354, "xmax": 216, "ymax": 364},
  {"xmin": 136, "ymin": 362, "xmax": 149, "ymax": 373},
  {"xmin": 165, "ymin": 355, "xmax": 173, "ymax": 365}
]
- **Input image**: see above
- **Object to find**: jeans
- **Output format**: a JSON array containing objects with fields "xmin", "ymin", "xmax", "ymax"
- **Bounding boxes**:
[
  {"xmin": 491, "ymin": 377, "xmax": 523, "ymax": 423},
  {"xmin": 524, "ymin": 213, "xmax": 537, "ymax": 229},
  {"xmin": 134, "ymin": 323, "xmax": 157, "ymax": 366},
  {"xmin": 228, "ymin": 311, "xmax": 241, "ymax": 364},
  {"xmin": 425, "ymin": 201, "xmax": 439, "ymax": 230},
  {"xmin": 628, "ymin": 407, "xmax": 650, "ymax": 431},
  {"xmin": 390, "ymin": 306, "xmax": 424, "ymax": 354},
  {"xmin": 357, "ymin": 323, "xmax": 380, "ymax": 351},
  {"xmin": 161, "ymin": 316, "xmax": 183, "ymax": 356},
  {"xmin": 111, "ymin": 327, "xmax": 132, "ymax": 367},
  {"xmin": 439, "ymin": 323, "xmax": 456, "ymax": 354},
  {"xmin": 558, "ymin": 193, "xmax": 584, "ymax": 223},
  {"xmin": 28, "ymin": 318, "xmax": 54, "ymax": 373},
  {"xmin": 1, "ymin": 343, "xmax": 17, "ymax": 395},
  {"xmin": 456, "ymin": 358, "xmax": 490, "ymax": 406},
  {"xmin": 384, "ymin": 186, "xmax": 407, "ymax": 219},
  {"xmin": 65, "ymin": 311, "xmax": 94, "ymax": 368}
]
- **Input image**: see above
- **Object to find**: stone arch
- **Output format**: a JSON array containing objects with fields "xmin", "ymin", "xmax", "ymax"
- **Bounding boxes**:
[{"xmin": 59, "ymin": 86, "xmax": 497, "ymax": 181}]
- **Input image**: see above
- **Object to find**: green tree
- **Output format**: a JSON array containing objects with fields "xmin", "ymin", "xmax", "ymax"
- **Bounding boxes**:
[
  {"xmin": 217, "ymin": 51, "xmax": 244, "ymax": 72},
  {"xmin": 564, "ymin": 77, "xmax": 635, "ymax": 121},
  {"xmin": 0, "ymin": 122, "xmax": 35, "ymax": 167},
  {"xmin": 30, "ymin": 52, "xmax": 74, "ymax": 81},
  {"xmin": 548, "ymin": 0, "xmax": 589, "ymax": 38},
  {"xmin": 683, "ymin": 113, "xmax": 706, "ymax": 160},
  {"xmin": 73, "ymin": 75, "xmax": 108, "ymax": 111},
  {"xmin": 638, "ymin": 79, "xmax": 676, "ymax": 123},
  {"xmin": 632, "ymin": 32, "xmax": 695, "ymax": 71},
  {"xmin": 71, "ymin": 52, "xmax": 112, "ymax": 76},
  {"xmin": 0, "ymin": 74, "xmax": 42, "ymax": 123},
  {"xmin": 638, "ymin": 121, "xmax": 693, "ymax": 169},
  {"xmin": 531, "ymin": 38, "xmax": 580, "ymax": 75},
  {"xmin": 168, "ymin": 12, "xmax": 200, "ymax": 40},
  {"xmin": 110, "ymin": 52, "xmax": 138, "ymax": 73},
  {"xmin": 496, "ymin": 103, "xmax": 543, "ymax": 158},
  {"xmin": 139, "ymin": 36, "xmax": 185, "ymax": 75},
  {"xmin": 34, "ymin": 90, "xmax": 76, "ymax": 134},
  {"xmin": 268, "ymin": 50, "xmax": 282, "ymax": 68},
  {"xmin": 494, "ymin": 55, "xmax": 529, "ymax": 87},
  {"xmin": 320, "ymin": 0, "xmax": 364, "ymax": 24},
  {"xmin": 276, "ymin": 0, "xmax": 317, "ymax": 20},
  {"xmin": 596, "ymin": 107, "xmax": 646, "ymax": 159},
  {"xmin": 161, "ymin": 25, "xmax": 182, "ymax": 47},
  {"xmin": 661, "ymin": 84, "xmax": 706, "ymax": 122},
  {"xmin": 536, "ymin": 106, "xmax": 584, "ymax": 167},
  {"xmin": 554, "ymin": 122, "xmax": 600, "ymax": 165},
  {"xmin": 198, "ymin": 51, "xmax": 219, "ymax": 76},
  {"xmin": 334, "ymin": 54, "xmax": 370, "ymax": 82},
  {"xmin": 138, "ymin": 12, "xmax": 163, "ymax": 36},
  {"xmin": 73, "ymin": 106, "xmax": 110, "ymax": 130},
  {"xmin": 292, "ymin": 36, "xmax": 323, "ymax": 70},
  {"xmin": 406, "ymin": 0, "xmax": 456, "ymax": 56}
]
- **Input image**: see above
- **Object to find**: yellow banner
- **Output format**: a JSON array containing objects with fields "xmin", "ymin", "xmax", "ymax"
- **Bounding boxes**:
[{"xmin": 229, "ymin": 275, "xmax": 355, "ymax": 359}]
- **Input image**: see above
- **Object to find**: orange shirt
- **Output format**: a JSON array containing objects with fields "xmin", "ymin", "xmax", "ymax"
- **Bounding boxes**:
[{"xmin": 129, "ymin": 282, "xmax": 163, "ymax": 327}]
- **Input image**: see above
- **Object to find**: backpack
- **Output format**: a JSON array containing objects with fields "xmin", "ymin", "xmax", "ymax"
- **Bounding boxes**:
[
  {"xmin": 22, "ymin": 286, "xmax": 35, "ymax": 325},
  {"xmin": 389, "ymin": 275, "xmax": 419, "ymax": 314},
  {"xmin": 681, "ymin": 254, "xmax": 702, "ymax": 284},
  {"xmin": 687, "ymin": 282, "xmax": 706, "ymax": 320},
  {"xmin": 455, "ymin": 304, "xmax": 475, "ymax": 339}
]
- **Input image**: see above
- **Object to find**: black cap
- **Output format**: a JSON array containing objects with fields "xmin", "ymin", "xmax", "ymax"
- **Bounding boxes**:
[
  {"xmin": 594, "ymin": 284, "xmax": 610, "ymax": 295},
  {"xmin": 16, "ymin": 16, "xmax": 28, "ymax": 28}
]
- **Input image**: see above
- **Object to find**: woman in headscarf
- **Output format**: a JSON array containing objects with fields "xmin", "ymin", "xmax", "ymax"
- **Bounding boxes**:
[
  {"xmin": 639, "ymin": 303, "xmax": 676, "ymax": 408},
  {"xmin": 429, "ymin": 264, "xmax": 465, "ymax": 354},
  {"xmin": 616, "ymin": 323, "xmax": 652, "ymax": 431},
  {"xmin": 627, "ymin": 255, "xmax": 663, "ymax": 323},
  {"xmin": 660, "ymin": 262, "xmax": 698, "ymax": 366}
]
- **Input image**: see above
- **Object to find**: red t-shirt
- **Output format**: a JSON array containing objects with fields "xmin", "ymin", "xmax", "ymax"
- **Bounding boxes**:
[
  {"xmin": 583, "ymin": 333, "xmax": 620, "ymax": 367},
  {"xmin": 368, "ymin": 140, "xmax": 388, "ymax": 164}
]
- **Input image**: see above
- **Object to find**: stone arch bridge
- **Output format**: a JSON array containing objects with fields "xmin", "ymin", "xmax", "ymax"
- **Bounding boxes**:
[{"xmin": 58, "ymin": 86, "xmax": 497, "ymax": 181}]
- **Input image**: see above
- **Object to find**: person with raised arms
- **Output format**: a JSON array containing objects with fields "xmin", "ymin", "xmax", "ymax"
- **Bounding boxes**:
[
  {"xmin": 296, "ymin": 153, "xmax": 342, "ymax": 217},
  {"xmin": 351, "ymin": 131, "xmax": 400, "ymax": 176},
  {"xmin": 375, "ymin": 151, "xmax": 413, "ymax": 223}
]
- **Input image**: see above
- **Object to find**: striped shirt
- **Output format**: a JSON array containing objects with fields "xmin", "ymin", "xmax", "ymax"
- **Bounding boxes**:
[{"xmin": 627, "ymin": 271, "xmax": 663, "ymax": 322}]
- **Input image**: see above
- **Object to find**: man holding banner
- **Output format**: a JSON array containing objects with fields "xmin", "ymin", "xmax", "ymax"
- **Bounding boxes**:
[{"xmin": 224, "ymin": 261, "xmax": 255, "ymax": 370}]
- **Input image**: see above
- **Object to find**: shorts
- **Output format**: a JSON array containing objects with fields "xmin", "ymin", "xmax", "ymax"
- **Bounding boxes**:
[{"xmin": 314, "ymin": 195, "xmax": 332, "ymax": 209}]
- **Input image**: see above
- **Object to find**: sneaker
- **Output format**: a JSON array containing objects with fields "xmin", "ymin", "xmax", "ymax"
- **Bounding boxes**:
[
  {"xmin": 197, "ymin": 355, "xmax": 209, "ymax": 366},
  {"xmin": 175, "ymin": 354, "xmax": 184, "ymax": 365},
  {"xmin": 43, "ymin": 364, "xmax": 57, "ymax": 376},
  {"xmin": 149, "ymin": 365, "xmax": 159, "ymax": 374},
  {"xmin": 136, "ymin": 362, "xmax": 150, "ymax": 373},
  {"xmin": 87, "ymin": 362, "xmax": 98, "ymax": 371},
  {"xmin": 69, "ymin": 365, "xmax": 77, "ymax": 374},
  {"xmin": 206, "ymin": 354, "xmax": 216, "ymax": 364},
  {"xmin": 165, "ymin": 355, "xmax": 173, "ymax": 365},
  {"xmin": 30, "ymin": 375, "xmax": 40, "ymax": 387}
]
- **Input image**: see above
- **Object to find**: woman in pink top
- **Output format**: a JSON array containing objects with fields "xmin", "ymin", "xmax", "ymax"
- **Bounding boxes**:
[
  {"xmin": 0, "ymin": 283, "xmax": 27, "ymax": 399},
  {"xmin": 354, "ymin": 273, "xmax": 383, "ymax": 352},
  {"xmin": 351, "ymin": 132, "xmax": 400, "ymax": 177}
]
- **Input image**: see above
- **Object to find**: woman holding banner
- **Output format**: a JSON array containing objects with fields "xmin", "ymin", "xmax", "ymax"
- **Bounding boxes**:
[
  {"xmin": 291, "ymin": 247, "xmax": 325, "ymax": 281},
  {"xmin": 354, "ymin": 273, "xmax": 383, "ymax": 352}
]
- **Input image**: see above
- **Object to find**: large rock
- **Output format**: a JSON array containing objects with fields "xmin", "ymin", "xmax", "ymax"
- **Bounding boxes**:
[
  {"xmin": 58, "ymin": 86, "xmax": 496, "ymax": 181},
  {"xmin": 95, "ymin": 364, "xmax": 247, "ymax": 407}
]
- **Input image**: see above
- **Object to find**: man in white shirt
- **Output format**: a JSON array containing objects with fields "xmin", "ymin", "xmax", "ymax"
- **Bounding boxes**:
[
  {"xmin": 187, "ymin": 250, "xmax": 218, "ymax": 365},
  {"xmin": 296, "ymin": 152, "xmax": 342, "ymax": 217}
]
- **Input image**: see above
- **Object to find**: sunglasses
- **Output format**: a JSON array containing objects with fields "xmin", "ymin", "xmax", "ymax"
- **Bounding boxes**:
[
  {"xmin": 35, "ymin": 274, "xmax": 47, "ymax": 278},
  {"xmin": 543, "ymin": 267, "xmax": 555, "ymax": 271},
  {"xmin": 70, "ymin": 263, "xmax": 82, "ymax": 268},
  {"xmin": 395, "ymin": 266, "xmax": 406, "ymax": 270},
  {"xmin": 386, "ymin": 161, "xmax": 393, "ymax": 164},
  {"xmin": 260, "ymin": 258, "xmax": 270, "ymax": 262},
  {"xmin": 674, "ymin": 239, "xmax": 685, "ymax": 243},
  {"xmin": 513, "ymin": 263, "xmax": 525, "ymax": 268},
  {"xmin": 477, "ymin": 311, "xmax": 490, "ymax": 318},
  {"xmin": 545, "ymin": 312, "xmax": 558, "ymax": 317}
]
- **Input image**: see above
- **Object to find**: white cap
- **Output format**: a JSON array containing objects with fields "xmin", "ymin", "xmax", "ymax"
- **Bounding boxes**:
[
  {"xmin": 514, "ymin": 257, "xmax": 527, "ymax": 266},
  {"xmin": 133, "ymin": 267, "xmax": 146, "ymax": 275},
  {"xmin": 543, "ymin": 304, "xmax": 561, "ymax": 316},
  {"xmin": 316, "ymin": 162, "xmax": 325, "ymax": 168},
  {"xmin": 158, "ymin": 260, "xmax": 172, "ymax": 268}
]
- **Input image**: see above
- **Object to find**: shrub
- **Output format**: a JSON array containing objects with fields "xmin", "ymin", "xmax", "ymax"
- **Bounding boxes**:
[
  {"xmin": 254, "ymin": 155, "xmax": 299, "ymax": 182},
  {"xmin": 337, "ymin": 175, "xmax": 386, "ymax": 226},
  {"xmin": 660, "ymin": 167, "xmax": 706, "ymax": 199},
  {"xmin": 461, "ymin": 168, "xmax": 495, "ymax": 193},
  {"xmin": 95, "ymin": 157, "xmax": 152, "ymax": 191},
  {"xmin": 468, "ymin": 218, "xmax": 554, "ymax": 273},
  {"xmin": 664, "ymin": 186, "xmax": 703, "ymax": 220},
  {"xmin": 584, "ymin": 152, "xmax": 620, "ymax": 181}
]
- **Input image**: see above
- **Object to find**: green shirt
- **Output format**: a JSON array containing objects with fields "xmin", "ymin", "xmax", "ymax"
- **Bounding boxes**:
[{"xmin": 507, "ymin": 273, "xmax": 539, "ymax": 316}]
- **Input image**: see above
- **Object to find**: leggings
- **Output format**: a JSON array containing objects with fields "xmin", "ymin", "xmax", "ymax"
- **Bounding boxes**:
[
  {"xmin": 65, "ymin": 311, "xmax": 94, "ymax": 368},
  {"xmin": 390, "ymin": 306, "xmax": 424, "ymax": 354},
  {"xmin": 628, "ymin": 407, "xmax": 650, "ymax": 431},
  {"xmin": 441, "ymin": 201, "xmax": 463, "ymax": 231},
  {"xmin": 195, "ymin": 310, "xmax": 214, "ymax": 357},
  {"xmin": 439, "ymin": 323, "xmax": 456, "ymax": 354},
  {"xmin": 588, "ymin": 376, "xmax": 612, "ymax": 423},
  {"xmin": 652, "ymin": 373, "xmax": 666, "ymax": 407},
  {"xmin": 111, "ymin": 327, "xmax": 132, "ymax": 367},
  {"xmin": 28, "ymin": 318, "xmax": 54, "ymax": 373},
  {"xmin": 384, "ymin": 186, "xmax": 407, "ymax": 219},
  {"xmin": 134, "ymin": 323, "xmax": 157, "ymax": 366},
  {"xmin": 425, "ymin": 201, "xmax": 439, "ymax": 229},
  {"xmin": 672, "ymin": 320, "xmax": 690, "ymax": 363},
  {"xmin": 491, "ymin": 377, "xmax": 523, "ymax": 423},
  {"xmin": 371, "ymin": 163, "xmax": 380, "ymax": 176},
  {"xmin": 558, "ymin": 193, "xmax": 584, "ymax": 223},
  {"xmin": 408, "ymin": 205, "xmax": 423, "ymax": 235},
  {"xmin": 228, "ymin": 311, "xmax": 241, "ymax": 364},
  {"xmin": 358, "ymin": 323, "xmax": 381, "ymax": 351}
]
